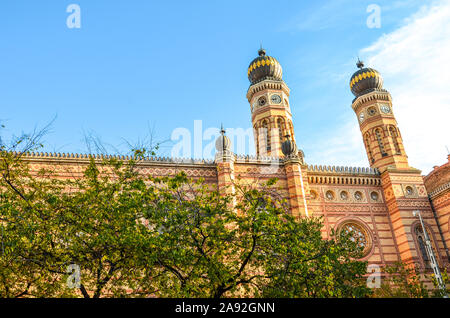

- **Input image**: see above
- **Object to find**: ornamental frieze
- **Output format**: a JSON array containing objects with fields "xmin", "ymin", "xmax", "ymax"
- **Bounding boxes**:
[
  {"xmin": 370, "ymin": 206, "xmax": 388, "ymax": 213},
  {"xmin": 395, "ymin": 199, "xmax": 430, "ymax": 208},
  {"xmin": 323, "ymin": 205, "xmax": 371, "ymax": 213},
  {"xmin": 235, "ymin": 164, "xmax": 285, "ymax": 175}
]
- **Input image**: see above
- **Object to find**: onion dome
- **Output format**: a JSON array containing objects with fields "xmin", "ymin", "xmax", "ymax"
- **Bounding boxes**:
[
  {"xmin": 281, "ymin": 135, "xmax": 297, "ymax": 156},
  {"xmin": 350, "ymin": 60, "xmax": 383, "ymax": 97},
  {"xmin": 215, "ymin": 125, "xmax": 231, "ymax": 152},
  {"xmin": 248, "ymin": 48, "xmax": 283, "ymax": 85}
]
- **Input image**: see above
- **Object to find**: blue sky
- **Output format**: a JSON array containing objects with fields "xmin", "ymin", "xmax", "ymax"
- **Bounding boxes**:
[{"xmin": 0, "ymin": 0, "xmax": 448, "ymax": 173}]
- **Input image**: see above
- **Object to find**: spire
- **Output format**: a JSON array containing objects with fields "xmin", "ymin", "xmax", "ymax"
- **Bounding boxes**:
[
  {"xmin": 258, "ymin": 46, "xmax": 266, "ymax": 56},
  {"xmin": 215, "ymin": 123, "xmax": 231, "ymax": 153},
  {"xmin": 356, "ymin": 58, "xmax": 365, "ymax": 69}
]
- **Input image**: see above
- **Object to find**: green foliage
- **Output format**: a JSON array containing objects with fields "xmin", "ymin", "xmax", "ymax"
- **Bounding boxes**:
[
  {"xmin": 0, "ymin": 134, "xmax": 373, "ymax": 298},
  {"xmin": 373, "ymin": 262, "xmax": 429, "ymax": 298},
  {"xmin": 373, "ymin": 262, "xmax": 449, "ymax": 298},
  {"xmin": 431, "ymin": 268, "xmax": 450, "ymax": 298}
]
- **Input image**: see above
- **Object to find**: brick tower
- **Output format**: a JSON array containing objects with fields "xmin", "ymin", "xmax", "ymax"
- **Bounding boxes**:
[
  {"xmin": 351, "ymin": 60, "xmax": 445, "ymax": 268},
  {"xmin": 246, "ymin": 48, "xmax": 295, "ymax": 157}
]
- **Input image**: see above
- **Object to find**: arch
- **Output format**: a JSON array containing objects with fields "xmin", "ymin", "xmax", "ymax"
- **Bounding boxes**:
[
  {"xmin": 389, "ymin": 126, "xmax": 401, "ymax": 154},
  {"xmin": 364, "ymin": 132, "xmax": 374, "ymax": 164},
  {"xmin": 374, "ymin": 128, "xmax": 387, "ymax": 157},
  {"xmin": 277, "ymin": 117, "xmax": 285, "ymax": 145},
  {"xmin": 411, "ymin": 221, "xmax": 442, "ymax": 269},
  {"xmin": 261, "ymin": 119, "xmax": 271, "ymax": 153},
  {"xmin": 335, "ymin": 218, "xmax": 374, "ymax": 259},
  {"xmin": 253, "ymin": 124, "xmax": 260, "ymax": 156},
  {"xmin": 287, "ymin": 120, "xmax": 295, "ymax": 141}
]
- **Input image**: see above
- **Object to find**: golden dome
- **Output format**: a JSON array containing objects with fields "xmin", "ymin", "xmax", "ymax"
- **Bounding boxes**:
[
  {"xmin": 350, "ymin": 60, "xmax": 383, "ymax": 97},
  {"xmin": 248, "ymin": 48, "xmax": 283, "ymax": 85}
]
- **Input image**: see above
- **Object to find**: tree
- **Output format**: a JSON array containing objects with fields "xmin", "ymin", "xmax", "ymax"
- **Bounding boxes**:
[
  {"xmin": 373, "ymin": 262, "xmax": 449, "ymax": 298},
  {"xmin": 138, "ymin": 176, "xmax": 372, "ymax": 298},
  {"xmin": 0, "ymin": 127, "xmax": 372, "ymax": 297}
]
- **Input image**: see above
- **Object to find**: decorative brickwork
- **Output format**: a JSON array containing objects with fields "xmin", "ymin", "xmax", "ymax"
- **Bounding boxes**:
[{"xmin": 14, "ymin": 52, "xmax": 450, "ymax": 287}]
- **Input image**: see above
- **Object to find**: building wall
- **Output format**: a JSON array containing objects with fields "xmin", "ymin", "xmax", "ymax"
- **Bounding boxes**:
[
  {"xmin": 21, "ymin": 151, "xmax": 450, "ymax": 272},
  {"xmin": 424, "ymin": 155, "xmax": 450, "ymax": 263}
]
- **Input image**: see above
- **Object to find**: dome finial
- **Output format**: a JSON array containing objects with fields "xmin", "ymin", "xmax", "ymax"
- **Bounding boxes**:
[
  {"xmin": 258, "ymin": 44, "xmax": 266, "ymax": 56},
  {"xmin": 356, "ymin": 58, "xmax": 364, "ymax": 69},
  {"xmin": 215, "ymin": 124, "xmax": 231, "ymax": 153}
]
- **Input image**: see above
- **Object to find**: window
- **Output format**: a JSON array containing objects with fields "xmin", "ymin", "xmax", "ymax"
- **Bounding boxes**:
[
  {"xmin": 338, "ymin": 221, "xmax": 372, "ymax": 257},
  {"xmin": 277, "ymin": 118, "xmax": 285, "ymax": 145},
  {"xmin": 261, "ymin": 120, "xmax": 271, "ymax": 152},
  {"xmin": 405, "ymin": 186, "xmax": 414, "ymax": 196},
  {"xmin": 365, "ymin": 133, "xmax": 374, "ymax": 163},
  {"xmin": 375, "ymin": 128, "xmax": 387, "ymax": 157},
  {"xmin": 254, "ymin": 124, "xmax": 260, "ymax": 156},
  {"xmin": 370, "ymin": 191, "xmax": 379, "ymax": 201},
  {"xmin": 325, "ymin": 190, "xmax": 335, "ymax": 201},
  {"xmin": 389, "ymin": 126, "xmax": 401, "ymax": 154},
  {"xmin": 354, "ymin": 191, "xmax": 363, "ymax": 201},
  {"xmin": 414, "ymin": 225, "xmax": 431, "ymax": 268}
]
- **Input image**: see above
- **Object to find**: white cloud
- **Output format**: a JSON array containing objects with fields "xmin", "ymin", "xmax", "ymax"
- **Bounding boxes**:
[{"xmin": 307, "ymin": 0, "xmax": 450, "ymax": 175}]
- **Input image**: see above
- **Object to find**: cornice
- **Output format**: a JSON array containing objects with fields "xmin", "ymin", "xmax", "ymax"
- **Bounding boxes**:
[
  {"xmin": 15, "ymin": 151, "xmax": 216, "ymax": 168},
  {"xmin": 429, "ymin": 181, "xmax": 450, "ymax": 199},
  {"xmin": 246, "ymin": 80, "xmax": 290, "ymax": 102},
  {"xmin": 351, "ymin": 90, "xmax": 392, "ymax": 112}
]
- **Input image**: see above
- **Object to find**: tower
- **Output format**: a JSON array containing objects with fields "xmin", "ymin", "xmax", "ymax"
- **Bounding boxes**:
[
  {"xmin": 351, "ymin": 61, "xmax": 445, "ymax": 269},
  {"xmin": 247, "ymin": 48, "xmax": 295, "ymax": 157},
  {"xmin": 350, "ymin": 60, "xmax": 409, "ymax": 173}
]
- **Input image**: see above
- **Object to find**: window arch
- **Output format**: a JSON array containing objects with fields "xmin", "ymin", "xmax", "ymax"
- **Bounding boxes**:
[
  {"xmin": 277, "ymin": 118, "xmax": 285, "ymax": 145},
  {"xmin": 374, "ymin": 128, "xmax": 387, "ymax": 157},
  {"xmin": 261, "ymin": 120, "xmax": 271, "ymax": 152},
  {"xmin": 254, "ymin": 124, "xmax": 260, "ymax": 155},
  {"xmin": 288, "ymin": 120, "xmax": 294, "ymax": 140},
  {"xmin": 337, "ymin": 220, "xmax": 373, "ymax": 258},
  {"xmin": 365, "ymin": 133, "xmax": 374, "ymax": 163},
  {"xmin": 413, "ymin": 222, "xmax": 440, "ymax": 270},
  {"xmin": 389, "ymin": 126, "xmax": 401, "ymax": 154}
]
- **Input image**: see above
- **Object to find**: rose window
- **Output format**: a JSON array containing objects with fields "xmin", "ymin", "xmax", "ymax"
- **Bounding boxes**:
[{"xmin": 339, "ymin": 222, "xmax": 371, "ymax": 257}]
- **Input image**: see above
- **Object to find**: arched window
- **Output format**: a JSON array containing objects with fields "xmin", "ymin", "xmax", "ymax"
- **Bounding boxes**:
[
  {"xmin": 365, "ymin": 133, "xmax": 374, "ymax": 163},
  {"xmin": 389, "ymin": 126, "xmax": 401, "ymax": 154},
  {"xmin": 414, "ymin": 224, "xmax": 432, "ymax": 269},
  {"xmin": 254, "ymin": 124, "xmax": 260, "ymax": 156},
  {"xmin": 277, "ymin": 118, "xmax": 285, "ymax": 145},
  {"xmin": 288, "ymin": 121, "xmax": 294, "ymax": 141},
  {"xmin": 375, "ymin": 128, "xmax": 387, "ymax": 157},
  {"xmin": 261, "ymin": 120, "xmax": 270, "ymax": 152},
  {"xmin": 338, "ymin": 221, "xmax": 373, "ymax": 258}
]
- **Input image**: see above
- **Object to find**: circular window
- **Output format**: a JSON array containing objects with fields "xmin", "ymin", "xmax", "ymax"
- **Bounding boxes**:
[
  {"xmin": 340, "ymin": 191, "xmax": 348, "ymax": 200},
  {"xmin": 258, "ymin": 96, "xmax": 267, "ymax": 106},
  {"xmin": 370, "ymin": 191, "xmax": 379, "ymax": 201},
  {"xmin": 368, "ymin": 107, "xmax": 377, "ymax": 116},
  {"xmin": 406, "ymin": 186, "xmax": 414, "ymax": 196},
  {"xmin": 339, "ymin": 221, "xmax": 372, "ymax": 257},
  {"xmin": 325, "ymin": 190, "xmax": 335, "ymax": 201},
  {"xmin": 310, "ymin": 190, "xmax": 318, "ymax": 200},
  {"xmin": 354, "ymin": 191, "xmax": 363, "ymax": 201}
]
